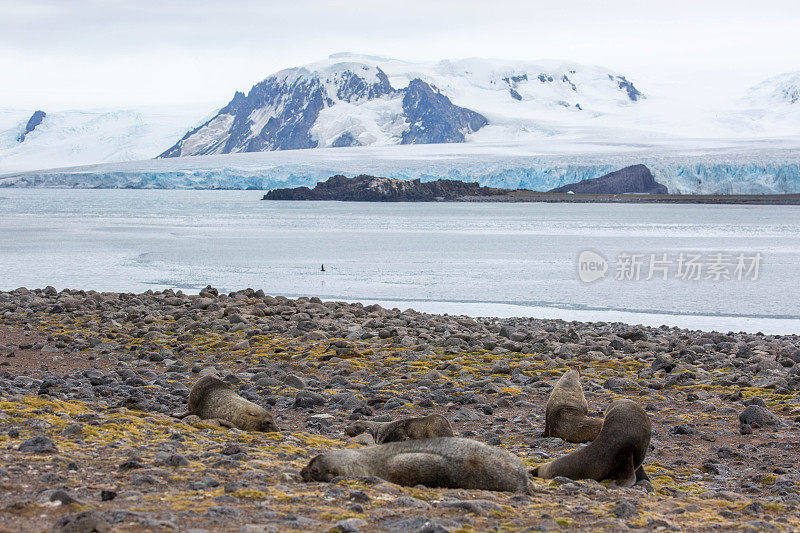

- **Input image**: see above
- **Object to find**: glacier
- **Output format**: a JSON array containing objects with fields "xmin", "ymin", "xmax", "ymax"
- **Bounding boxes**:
[{"xmin": 3, "ymin": 138, "xmax": 800, "ymax": 194}]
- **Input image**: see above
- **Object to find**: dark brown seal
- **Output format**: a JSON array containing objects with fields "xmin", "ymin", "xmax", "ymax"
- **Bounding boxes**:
[
  {"xmin": 344, "ymin": 414, "xmax": 454, "ymax": 444},
  {"xmin": 301, "ymin": 437, "xmax": 530, "ymax": 493},
  {"xmin": 544, "ymin": 368, "xmax": 603, "ymax": 443},
  {"xmin": 175, "ymin": 376, "xmax": 278, "ymax": 432},
  {"xmin": 533, "ymin": 399, "xmax": 651, "ymax": 487}
]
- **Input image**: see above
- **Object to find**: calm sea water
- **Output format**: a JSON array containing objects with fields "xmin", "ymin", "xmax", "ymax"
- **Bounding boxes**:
[{"xmin": 1, "ymin": 189, "xmax": 799, "ymax": 334}]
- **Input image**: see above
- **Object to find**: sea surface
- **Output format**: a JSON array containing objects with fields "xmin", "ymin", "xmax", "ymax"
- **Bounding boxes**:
[{"xmin": 1, "ymin": 189, "xmax": 799, "ymax": 334}]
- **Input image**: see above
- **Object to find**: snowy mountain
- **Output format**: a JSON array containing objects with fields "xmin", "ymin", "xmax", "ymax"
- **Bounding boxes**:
[
  {"xmin": 0, "ymin": 105, "xmax": 214, "ymax": 173},
  {"xmin": 3, "ymin": 55, "xmax": 800, "ymax": 192},
  {"xmin": 159, "ymin": 54, "xmax": 644, "ymax": 157},
  {"xmin": 723, "ymin": 71, "xmax": 800, "ymax": 137}
]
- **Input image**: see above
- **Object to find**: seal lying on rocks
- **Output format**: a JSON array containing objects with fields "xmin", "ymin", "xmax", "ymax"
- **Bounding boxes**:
[
  {"xmin": 301, "ymin": 437, "xmax": 530, "ymax": 493},
  {"xmin": 344, "ymin": 414, "xmax": 454, "ymax": 444},
  {"xmin": 174, "ymin": 376, "xmax": 278, "ymax": 432},
  {"xmin": 532, "ymin": 399, "xmax": 651, "ymax": 487},
  {"xmin": 544, "ymin": 368, "xmax": 603, "ymax": 443}
]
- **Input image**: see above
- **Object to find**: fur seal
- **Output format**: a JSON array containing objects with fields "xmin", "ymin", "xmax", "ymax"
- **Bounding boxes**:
[
  {"xmin": 175, "ymin": 376, "xmax": 278, "ymax": 432},
  {"xmin": 301, "ymin": 437, "xmax": 530, "ymax": 493},
  {"xmin": 344, "ymin": 414, "xmax": 454, "ymax": 444},
  {"xmin": 532, "ymin": 399, "xmax": 651, "ymax": 487},
  {"xmin": 544, "ymin": 368, "xmax": 603, "ymax": 443}
]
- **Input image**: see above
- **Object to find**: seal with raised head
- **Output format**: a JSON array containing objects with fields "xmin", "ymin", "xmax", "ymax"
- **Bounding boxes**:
[
  {"xmin": 175, "ymin": 376, "xmax": 278, "ymax": 432},
  {"xmin": 544, "ymin": 368, "xmax": 603, "ymax": 443},
  {"xmin": 301, "ymin": 437, "xmax": 529, "ymax": 493},
  {"xmin": 532, "ymin": 399, "xmax": 651, "ymax": 487},
  {"xmin": 344, "ymin": 414, "xmax": 454, "ymax": 444}
]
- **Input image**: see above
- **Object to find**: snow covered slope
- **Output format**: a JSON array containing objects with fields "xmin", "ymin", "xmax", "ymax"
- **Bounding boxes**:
[
  {"xmin": 727, "ymin": 71, "xmax": 800, "ymax": 137},
  {"xmin": 159, "ymin": 54, "xmax": 645, "ymax": 157},
  {"xmin": 0, "ymin": 105, "xmax": 215, "ymax": 173}
]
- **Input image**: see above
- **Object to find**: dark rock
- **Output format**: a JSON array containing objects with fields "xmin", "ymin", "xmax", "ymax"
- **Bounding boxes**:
[
  {"xmin": 391, "ymin": 496, "xmax": 432, "ymax": 509},
  {"xmin": 603, "ymin": 376, "xmax": 637, "ymax": 391},
  {"xmin": 53, "ymin": 510, "xmax": 111, "ymax": 533},
  {"xmin": 220, "ymin": 443, "xmax": 245, "ymax": 456},
  {"xmin": 651, "ymin": 354, "xmax": 676, "ymax": 373},
  {"xmin": 155, "ymin": 452, "xmax": 189, "ymax": 467},
  {"xmin": 295, "ymin": 390, "xmax": 325, "ymax": 408},
  {"xmin": 609, "ymin": 500, "xmax": 638, "ymax": 518},
  {"xmin": 549, "ymin": 165, "xmax": 667, "ymax": 194},
  {"xmin": 739, "ymin": 405, "xmax": 779, "ymax": 428},
  {"xmin": 669, "ymin": 424, "xmax": 698, "ymax": 436},
  {"xmin": 18, "ymin": 435, "xmax": 57, "ymax": 453},
  {"xmin": 206, "ymin": 505, "xmax": 240, "ymax": 517},
  {"xmin": 17, "ymin": 110, "xmax": 46, "ymax": 142},
  {"xmin": 328, "ymin": 518, "xmax": 367, "ymax": 532},
  {"xmin": 118, "ymin": 459, "xmax": 144, "ymax": 471},
  {"xmin": 283, "ymin": 374, "xmax": 306, "ymax": 388},
  {"xmin": 380, "ymin": 516, "xmax": 448, "ymax": 533},
  {"xmin": 61, "ymin": 423, "xmax": 84, "ymax": 436}
]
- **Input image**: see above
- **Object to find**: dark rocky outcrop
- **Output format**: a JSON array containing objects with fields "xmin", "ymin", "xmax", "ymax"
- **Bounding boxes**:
[
  {"xmin": 331, "ymin": 132, "xmax": 362, "ymax": 148},
  {"xmin": 609, "ymin": 75, "xmax": 644, "ymax": 102},
  {"xmin": 263, "ymin": 174, "xmax": 506, "ymax": 202},
  {"xmin": 400, "ymin": 79, "xmax": 488, "ymax": 144},
  {"xmin": 548, "ymin": 165, "xmax": 667, "ymax": 194},
  {"xmin": 17, "ymin": 110, "xmax": 46, "ymax": 142}
]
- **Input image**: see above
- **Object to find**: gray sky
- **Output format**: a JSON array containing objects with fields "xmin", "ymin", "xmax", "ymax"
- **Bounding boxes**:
[{"xmin": 2, "ymin": 0, "xmax": 799, "ymax": 110}]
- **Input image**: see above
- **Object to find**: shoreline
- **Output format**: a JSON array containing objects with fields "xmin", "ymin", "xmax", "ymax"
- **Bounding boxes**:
[
  {"xmin": 352, "ymin": 298, "xmax": 800, "ymax": 336},
  {"xmin": 3, "ymin": 185, "xmax": 800, "ymax": 204},
  {"xmin": 260, "ymin": 192, "xmax": 800, "ymax": 205},
  {"xmin": 459, "ymin": 192, "xmax": 800, "ymax": 204},
  {"xmin": 1, "ymin": 286, "xmax": 799, "ymax": 531},
  {"xmin": 3, "ymin": 287, "xmax": 798, "ymax": 335}
]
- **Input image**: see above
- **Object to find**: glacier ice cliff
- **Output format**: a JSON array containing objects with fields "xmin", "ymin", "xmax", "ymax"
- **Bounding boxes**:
[{"xmin": 3, "ymin": 144, "xmax": 800, "ymax": 195}]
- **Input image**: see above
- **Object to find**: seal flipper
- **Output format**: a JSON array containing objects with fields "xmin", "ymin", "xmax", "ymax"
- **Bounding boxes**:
[
  {"xmin": 634, "ymin": 465, "xmax": 649, "ymax": 482},
  {"xmin": 200, "ymin": 418, "xmax": 235, "ymax": 429},
  {"xmin": 608, "ymin": 455, "xmax": 636, "ymax": 488}
]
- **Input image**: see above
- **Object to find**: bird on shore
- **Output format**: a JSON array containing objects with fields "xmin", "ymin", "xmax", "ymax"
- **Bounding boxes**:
[{"xmin": 321, "ymin": 264, "xmax": 325, "ymax": 272}]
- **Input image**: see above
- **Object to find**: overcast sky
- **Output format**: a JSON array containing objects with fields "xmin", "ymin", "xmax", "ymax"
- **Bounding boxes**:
[{"xmin": 2, "ymin": 0, "xmax": 799, "ymax": 110}]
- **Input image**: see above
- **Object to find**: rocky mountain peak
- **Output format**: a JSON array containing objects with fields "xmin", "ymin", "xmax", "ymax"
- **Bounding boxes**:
[
  {"xmin": 17, "ymin": 110, "xmax": 46, "ymax": 143},
  {"xmin": 158, "ymin": 56, "xmax": 647, "ymax": 158}
]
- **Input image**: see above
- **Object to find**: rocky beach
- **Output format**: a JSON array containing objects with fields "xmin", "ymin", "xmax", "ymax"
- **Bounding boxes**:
[{"xmin": 1, "ymin": 286, "xmax": 799, "ymax": 532}]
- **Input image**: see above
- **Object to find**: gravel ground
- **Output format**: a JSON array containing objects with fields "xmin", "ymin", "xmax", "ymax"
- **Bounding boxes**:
[{"xmin": 0, "ymin": 286, "xmax": 799, "ymax": 532}]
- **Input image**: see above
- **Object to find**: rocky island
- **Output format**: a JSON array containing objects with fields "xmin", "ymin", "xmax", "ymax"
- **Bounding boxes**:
[
  {"xmin": 263, "ymin": 174, "xmax": 510, "ymax": 201},
  {"xmin": 1, "ymin": 286, "xmax": 799, "ymax": 531}
]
